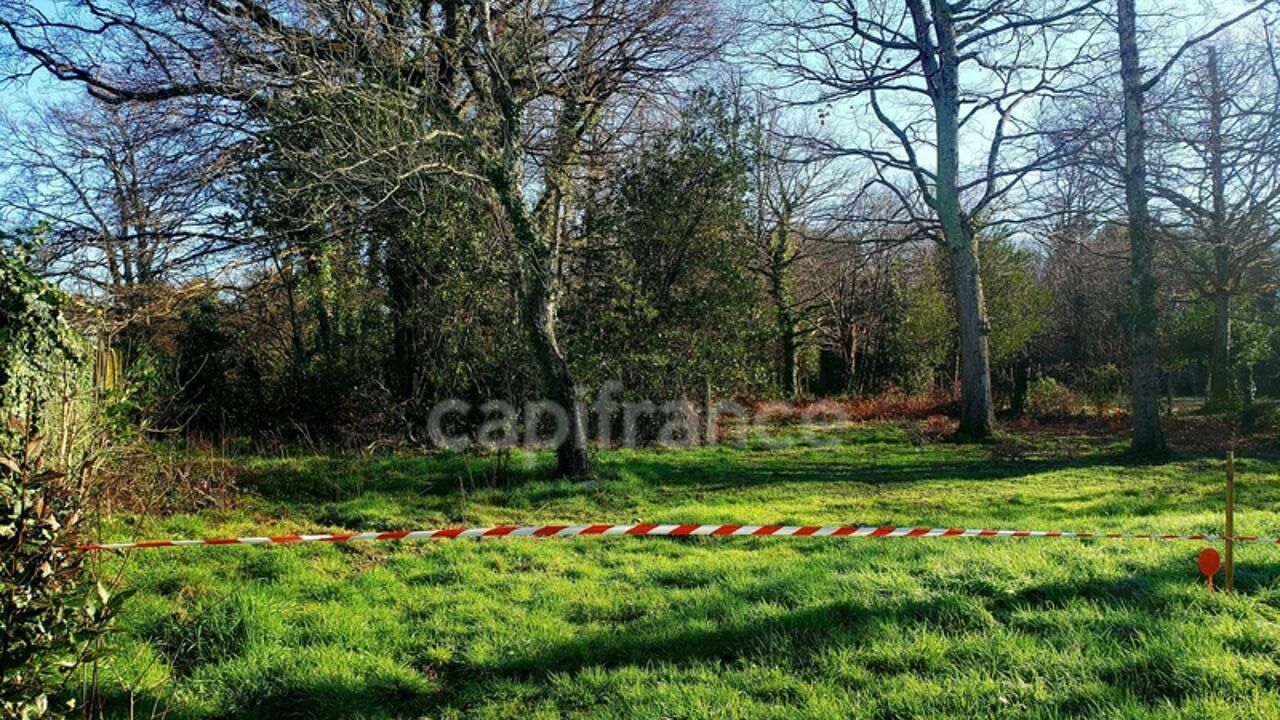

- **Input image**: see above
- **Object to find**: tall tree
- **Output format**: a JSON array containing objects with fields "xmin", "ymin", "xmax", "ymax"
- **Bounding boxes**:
[
  {"xmin": 0, "ymin": 99, "xmax": 237, "ymax": 323},
  {"xmin": 568, "ymin": 90, "xmax": 770, "ymax": 404},
  {"xmin": 761, "ymin": 0, "xmax": 1102, "ymax": 436},
  {"xmin": 1116, "ymin": 0, "xmax": 1165, "ymax": 455},
  {"xmin": 746, "ymin": 107, "xmax": 839, "ymax": 397},
  {"xmin": 1113, "ymin": 0, "xmax": 1269, "ymax": 455},
  {"xmin": 1149, "ymin": 37, "xmax": 1280, "ymax": 408}
]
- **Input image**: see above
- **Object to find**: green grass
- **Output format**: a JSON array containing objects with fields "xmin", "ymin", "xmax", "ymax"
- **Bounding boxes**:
[{"xmin": 94, "ymin": 424, "xmax": 1280, "ymax": 719}]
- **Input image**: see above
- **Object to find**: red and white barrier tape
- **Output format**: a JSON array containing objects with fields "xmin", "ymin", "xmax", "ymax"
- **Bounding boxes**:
[{"xmin": 71, "ymin": 523, "xmax": 1280, "ymax": 552}]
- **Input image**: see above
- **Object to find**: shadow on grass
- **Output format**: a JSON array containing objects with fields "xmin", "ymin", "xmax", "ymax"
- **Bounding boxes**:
[
  {"xmin": 418, "ymin": 559, "xmax": 1272, "ymax": 715},
  {"xmin": 240, "ymin": 453, "xmax": 558, "ymax": 503},
  {"xmin": 111, "ymin": 546, "xmax": 1280, "ymax": 719},
  {"xmin": 615, "ymin": 453, "xmax": 1122, "ymax": 488},
  {"xmin": 510, "ymin": 448, "xmax": 1250, "ymax": 515},
  {"xmin": 242, "ymin": 448, "xmax": 1138, "ymax": 505},
  {"xmin": 414, "ymin": 561, "xmax": 1264, "ymax": 712},
  {"xmin": 233, "ymin": 410, "xmax": 1278, "ymax": 507},
  {"xmin": 100, "ymin": 666, "xmax": 433, "ymax": 720}
]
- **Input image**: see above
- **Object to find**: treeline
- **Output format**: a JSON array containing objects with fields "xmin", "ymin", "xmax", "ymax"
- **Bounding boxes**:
[
  {"xmin": 1, "ymin": 1, "xmax": 1278, "ymax": 467},
  {"xmin": 4, "ymin": 93, "xmax": 1052, "ymax": 440}
]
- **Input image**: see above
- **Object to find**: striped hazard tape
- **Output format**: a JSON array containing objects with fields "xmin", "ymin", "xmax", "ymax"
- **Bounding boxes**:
[{"xmin": 71, "ymin": 523, "xmax": 1280, "ymax": 552}]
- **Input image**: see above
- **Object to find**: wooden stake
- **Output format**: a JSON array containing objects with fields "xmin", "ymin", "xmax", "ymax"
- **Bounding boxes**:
[{"xmin": 1226, "ymin": 450, "xmax": 1236, "ymax": 593}]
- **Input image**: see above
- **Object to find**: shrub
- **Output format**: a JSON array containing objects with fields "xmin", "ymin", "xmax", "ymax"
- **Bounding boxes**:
[
  {"xmin": 1085, "ymin": 363, "xmax": 1127, "ymax": 406},
  {"xmin": 1, "ymin": 236, "xmax": 116, "ymax": 717},
  {"xmin": 1236, "ymin": 400, "xmax": 1280, "ymax": 435},
  {"xmin": 1, "ymin": 424, "xmax": 116, "ymax": 719},
  {"xmin": 0, "ymin": 237, "xmax": 76, "ymax": 415},
  {"xmin": 842, "ymin": 387, "xmax": 957, "ymax": 422},
  {"xmin": 1025, "ymin": 376, "xmax": 1080, "ymax": 417}
]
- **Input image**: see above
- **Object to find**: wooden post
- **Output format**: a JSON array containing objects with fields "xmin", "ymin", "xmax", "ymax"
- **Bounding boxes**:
[{"xmin": 1225, "ymin": 450, "xmax": 1236, "ymax": 593}]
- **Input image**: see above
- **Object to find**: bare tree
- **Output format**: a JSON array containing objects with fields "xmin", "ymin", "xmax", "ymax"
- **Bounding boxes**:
[
  {"xmin": 1114, "ymin": 0, "xmax": 1271, "ymax": 456},
  {"xmin": 1115, "ymin": 0, "xmax": 1165, "ymax": 455},
  {"xmin": 1148, "ymin": 33, "xmax": 1280, "ymax": 408},
  {"xmin": 758, "ymin": 0, "xmax": 1104, "ymax": 437},
  {"xmin": 747, "ymin": 106, "xmax": 841, "ymax": 397},
  {"xmin": 810, "ymin": 209, "xmax": 910, "ymax": 395},
  {"xmin": 0, "ymin": 97, "xmax": 240, "ymax": 347},
  {"xmin": 1029, "ymin": 158, "xmax": 1132, "ymax": 388}
]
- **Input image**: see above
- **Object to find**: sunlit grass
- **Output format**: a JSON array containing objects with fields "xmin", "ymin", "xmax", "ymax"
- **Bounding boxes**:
[{"xmin": 96, "ymin": 424, "xmax": 1280, "ymax": 719}]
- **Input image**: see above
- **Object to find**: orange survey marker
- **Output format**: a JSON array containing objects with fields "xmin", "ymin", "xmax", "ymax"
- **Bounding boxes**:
[{"xmin": 1198, "ymin": 548, "xmax": 1222, "ymax": 595}]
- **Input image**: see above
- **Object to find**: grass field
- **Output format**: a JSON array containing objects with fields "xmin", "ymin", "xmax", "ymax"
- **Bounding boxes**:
[{"xmin": 92, "ymin": 424, "xmax": 1280, "ymax": 719}]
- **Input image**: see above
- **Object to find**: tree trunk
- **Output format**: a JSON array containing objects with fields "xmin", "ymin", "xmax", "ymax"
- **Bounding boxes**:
[
  {"xmin": 776, "ymin": 289, "xmax": 798, "ymax": 397},
  {"xmin": 1011, "ymin": 354, "xmax": 1030, "ymax": 417},
  {"xmin": 844, "ymin": 330, "xmax": 858, "ymax": 394},
  {"xmin": 1118, "ymin": 0, "xmax": 1169, "ymax": 457},
  {"xmin": 1205, "ymin": 47, "xmax": 1232, "ymax": 410},
  {"xmin": 307, "ymin": 250, "xmax": 334, "ymax": 358},
  {"xmin": 1208, "ymin": 288, "xmax": 1231, "ymax": 407},
  {"xmin": 523, "ymin": 283, "xmax": 591, "ymax": 477},
  {"xmin": 768, "ymin": 232, "xmax": 798, "ymax": 398},
  {"xmin": 386, "ymin": 235, "xmax": 422, "ymax": 404},
  {"xmin": 781, "ymin": 329, "xmax": 798, "ymax": 397},
  {"xmin": 1237, "ymin": 363, "xmax": 1255, "ymax": 405},
  {"xmin": 946, "ymin": 240, "xmax": 996, "ymax": 435},
  {"xmin": 922, "ymin": 0, "xmax": 995, "ymax": 438},
  {"xmin": 488, "ymin": 158, "xmax": 591, "ymax": 478},
  {"xmin": 932, "ymin": 18, "xmax": 992, "ymax": 435},
  {"xmin": 773, "ymin": 288, "xmax": 798, "ymax": 397}
]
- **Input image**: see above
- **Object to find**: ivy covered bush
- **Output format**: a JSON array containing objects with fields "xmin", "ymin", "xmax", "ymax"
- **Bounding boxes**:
[
  {"xmin": 1, "ymin": 235, "xmax": 114, "ymax": 719},
  {"xmin": 1, "ymin": 425, "xmax": 114, "ymax": 719}
]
